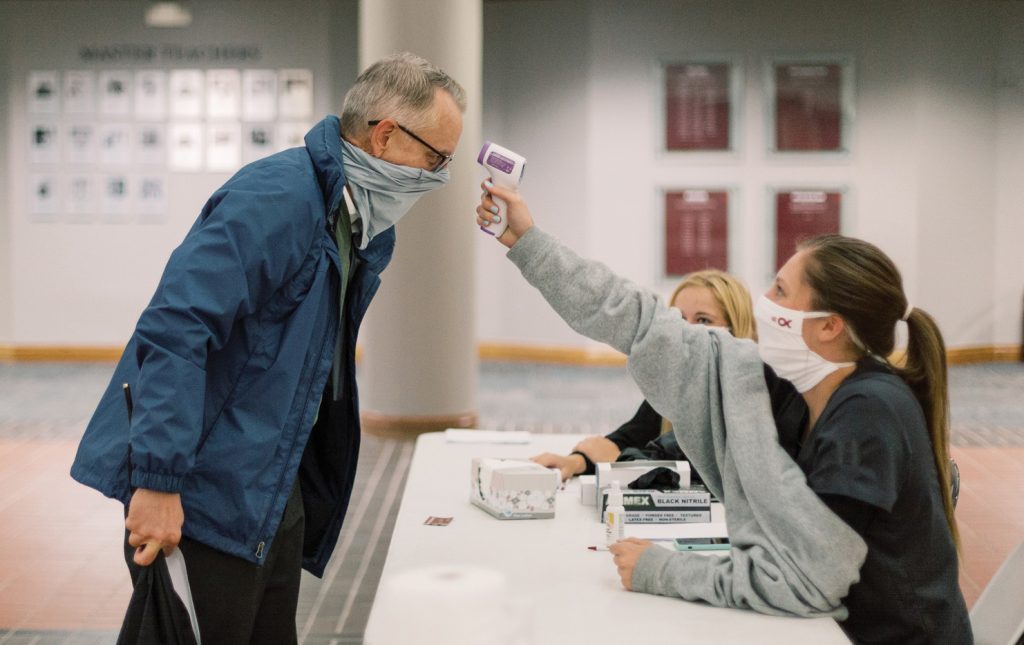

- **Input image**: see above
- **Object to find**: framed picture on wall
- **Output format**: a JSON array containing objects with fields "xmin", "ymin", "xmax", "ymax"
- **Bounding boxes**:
[
  {"xmin": 137, "ymin": 176, "xmax": 168, "ymax": 220},
  {"xmin": 242, "ymin": 70, "xmax": 278, "ymax": 121},
  {"xmin": 773, "ymin": 189, "xmax": 843, "ymax": 271},
  {"xmin": 64, "ymin": 174, "xmax": 97, "ymax": 220},
  {"xmin": 766, "ymin": 57, "xmax": 854, "ymax": 154},
  {"xmin": 169, "ymin": 70, "xmax": 204, "ymax": 118},
  {"xmin": 63, "ymin": 71, "xmax": 95, "ymax": 114},
  {"xmin": 98, "ymin": 70, "xmax": 133, "ymax": 116},
  {"xmin": 28, "ymin": 71, "xmax": 60, "ymax": 114},
  {"xmin": 30, "ymin": 174, "xmax": 59, "ymax": 218},
  {"xmin": 278, "ymin": 69, "xmax": 313, "ymax": 119},
  {"xmin": 29, "ymin": 123, "xmax": 60, "ymax": 164},
  {"xmin": 661, "ymin": 59, "xmax": 739, "ymax": 152},
  {"xmin": 664, "ymin": 189, "xmax": 730, "ymax": 276},
  {"xmin": 206, "ymin": 69, "xmax": 241, "ymax": 120},
  {"xmin": 134, "ymin": 70, "xmax": 168, "ymax": 120},
  {"xmin": 65, "ymin": 124, "xmax": 95, "ymax": 164}
]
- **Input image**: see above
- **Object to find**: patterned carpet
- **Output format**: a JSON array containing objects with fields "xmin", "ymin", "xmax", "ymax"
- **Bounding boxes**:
[{"xmin": 0, "ymin": 359, "xmax": 1022, "ymax": 643}]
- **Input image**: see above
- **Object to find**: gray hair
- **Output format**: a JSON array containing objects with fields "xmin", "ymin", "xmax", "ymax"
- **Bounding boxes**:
[{"xmin": 341, "ymin": 52, "xmax": 466, "ymax": 138}]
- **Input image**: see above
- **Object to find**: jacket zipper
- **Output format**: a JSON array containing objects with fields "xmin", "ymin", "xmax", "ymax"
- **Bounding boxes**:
[{"xmin": 252, "ymin": 273, "xmax": 339, "ymax": 560}]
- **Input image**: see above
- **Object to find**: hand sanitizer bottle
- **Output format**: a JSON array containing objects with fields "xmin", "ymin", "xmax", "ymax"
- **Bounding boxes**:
[{"xmin": 605, "ymin": 481, "xmax": 625, "ymax": 547}]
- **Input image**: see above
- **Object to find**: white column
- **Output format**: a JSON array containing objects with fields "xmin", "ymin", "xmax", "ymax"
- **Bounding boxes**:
[{"xmin": 358, "ymin": 0, "xmax": 482, "ymax": 435}]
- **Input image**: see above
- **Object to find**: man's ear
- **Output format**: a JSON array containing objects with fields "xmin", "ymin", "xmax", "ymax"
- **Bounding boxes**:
[{"xmin": 367, "ymin": 119, "xmax": 397, "ymax": 157}]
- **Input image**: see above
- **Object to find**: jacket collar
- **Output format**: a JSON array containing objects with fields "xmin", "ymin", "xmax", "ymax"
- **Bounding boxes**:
[
  {"xmin": 303, "ymin": 116, "xmax": 396, "ymax": 269},
  {"xmin": 304, "ymin": 116, "xmax": 348, "ymax": 222}
]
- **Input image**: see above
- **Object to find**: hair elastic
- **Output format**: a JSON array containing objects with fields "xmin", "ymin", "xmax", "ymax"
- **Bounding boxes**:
[{"xmin": 902, "ymin": 303, "xmax": 914, "ymax": 321}]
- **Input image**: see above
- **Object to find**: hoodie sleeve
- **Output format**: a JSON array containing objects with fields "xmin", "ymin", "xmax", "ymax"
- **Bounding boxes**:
[{"xmin": 506, "ymin": 226, "xmax": 867, "ymax": 619}]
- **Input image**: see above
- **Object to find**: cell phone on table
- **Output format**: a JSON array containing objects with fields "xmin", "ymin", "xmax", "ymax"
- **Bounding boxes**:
[{"xmin": 673, "ymin": 537, "xmax": 730, "ymax": 551}]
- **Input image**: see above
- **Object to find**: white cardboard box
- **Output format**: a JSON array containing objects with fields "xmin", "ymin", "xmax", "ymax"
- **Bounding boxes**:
[
  {"xmin": 470, "ymin": 457, "xmax": 559, "ymax": 519},
  {"xmin": 595, "ymin": 461, "xmax": 691, "ymax": 507}
]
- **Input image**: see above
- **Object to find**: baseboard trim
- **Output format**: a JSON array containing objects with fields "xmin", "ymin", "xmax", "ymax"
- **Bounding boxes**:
[
  {"xmin": 478, "ymin": 342, "xmax": 627, "ymax": 366},
  {"xmin": 1, "ymin": 343, "xmax": 1020, "ymax": 367},
  {"xmin": 0, "ymin": 345, "xmax": 124, "ymax": 362},
  {"xmin": 360, "ymin": 410, "xmax": 478, "ymax": 439},
  {"xmin": 947, "ymin": 344, "xmax": 1022, "ymax": 365}
]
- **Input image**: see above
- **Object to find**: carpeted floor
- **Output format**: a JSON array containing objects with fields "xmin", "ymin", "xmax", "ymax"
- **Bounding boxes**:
[{"xmin": 1, "ymin": 360, "xmax": 1022, "ymax": 643}]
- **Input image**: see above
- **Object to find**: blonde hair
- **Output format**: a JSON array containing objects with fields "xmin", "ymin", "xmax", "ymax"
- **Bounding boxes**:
[
  {"xmin": 668, "ymin": 269, "xmax": 756, "ymax": 342},
  {"xmin": 661, "ymin": 269, "xmax": 755, "ymax": 436}
]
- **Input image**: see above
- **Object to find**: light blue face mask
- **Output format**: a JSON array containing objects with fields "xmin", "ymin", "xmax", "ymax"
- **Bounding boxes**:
[{"xmin": 340, "ymin": 138, "xmax": 450, "ymax": 249}]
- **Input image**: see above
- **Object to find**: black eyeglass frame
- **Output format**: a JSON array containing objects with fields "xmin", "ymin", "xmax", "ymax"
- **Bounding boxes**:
[{"xmin": 367, "ymin": 119, "xmax": 453, "ymax": 172}]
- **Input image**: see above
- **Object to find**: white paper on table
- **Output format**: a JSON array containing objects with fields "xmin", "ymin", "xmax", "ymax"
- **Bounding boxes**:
[{"xmin": 444, "ymin": 429, "xmax": 532, "ymax": 444}]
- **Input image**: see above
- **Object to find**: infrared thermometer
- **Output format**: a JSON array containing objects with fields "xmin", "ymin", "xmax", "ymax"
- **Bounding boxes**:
[{"xmin": 477, "ymin": 141, "xmax": 526, "ymax": 238}]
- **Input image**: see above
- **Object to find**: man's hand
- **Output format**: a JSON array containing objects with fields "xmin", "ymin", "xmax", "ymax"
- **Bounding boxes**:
[
  {"xmin": 608, "ymin": 538, "xmax": 654, "ymax": 591},
  {"xmin": 573, "ymin": 436, "xmax": 622, "ymax": 464},
  {"xmin": 125, "ymin": 488, "xmax": 184, "ymax": 566},
  {"xmin": 531, "ymin": 452, "xmax": 587, "ymax": 481},
  {"xmin": 476, "ymin": 180, "xmax": 535, "ymax": 248}
]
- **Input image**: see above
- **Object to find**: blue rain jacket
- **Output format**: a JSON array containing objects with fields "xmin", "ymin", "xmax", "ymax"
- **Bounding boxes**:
[{"xmin": 71, "ymin": 116, "xmax": 394, "ymax": 576}]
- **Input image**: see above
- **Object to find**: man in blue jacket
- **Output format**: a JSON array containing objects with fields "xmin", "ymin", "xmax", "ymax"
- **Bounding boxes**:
[{"xmin": 71, "ymin": 52, "xmax": 465, "ymax": 643}]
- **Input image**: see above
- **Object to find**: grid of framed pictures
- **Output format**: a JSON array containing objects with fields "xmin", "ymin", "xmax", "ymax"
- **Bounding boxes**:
[
  {"xmin": 660, "ymin": 56, "xmax": 851, "ymax": 277},
  {"xmin": 26, "ymin": 68, "xmax": 314, "ymax": 222}
]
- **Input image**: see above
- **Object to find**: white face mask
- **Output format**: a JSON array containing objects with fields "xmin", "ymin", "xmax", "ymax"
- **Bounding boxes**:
[{"xmin": 754, "ymin": 296, "xmax": 854, "ymax": 393}]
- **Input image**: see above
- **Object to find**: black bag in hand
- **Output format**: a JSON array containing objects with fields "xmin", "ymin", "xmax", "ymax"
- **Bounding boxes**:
[{"xmin": 117, "ymin": 550, "xmax": 199, "ymax": 645}]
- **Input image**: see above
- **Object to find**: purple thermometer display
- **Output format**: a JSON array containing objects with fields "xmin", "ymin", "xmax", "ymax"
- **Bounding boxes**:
[
  {"xmin": 485, "ymin": 151, "xmax": 516, "ymax": 175},
  {"xmin": 477, "ymin": 141, "xmax": 526, "ymax": 237}
]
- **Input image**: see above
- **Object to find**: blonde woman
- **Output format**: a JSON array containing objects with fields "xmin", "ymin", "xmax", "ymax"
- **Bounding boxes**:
[{"xmin": 532, "ymin": 270, "xmax": 757, "ymax": 481}]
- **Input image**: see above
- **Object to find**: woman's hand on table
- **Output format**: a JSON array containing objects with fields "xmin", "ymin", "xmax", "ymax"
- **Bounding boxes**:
[
  {"xmin": 530, "ymin": 452, "xmax": 586, "ymax": 481},
  {"xmin": 573, "ymin": 436, "xmax": 622, "ymax": 463},
  {"xmin": 609, "ymin": 538, "xmax": 654, "ymax": 591}
]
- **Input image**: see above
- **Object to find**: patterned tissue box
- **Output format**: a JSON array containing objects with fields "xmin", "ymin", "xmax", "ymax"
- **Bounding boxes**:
[{"xmin": 470, "ymin": 457, "xmax": 558, "ymax": 520}]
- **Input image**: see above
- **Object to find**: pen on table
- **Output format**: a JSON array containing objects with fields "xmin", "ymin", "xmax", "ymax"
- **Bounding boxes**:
[{"xmin": 588, "ymin": 538, "xmax": 675, "ymax": 551}]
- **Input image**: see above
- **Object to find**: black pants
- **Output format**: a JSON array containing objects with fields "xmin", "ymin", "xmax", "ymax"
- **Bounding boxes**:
[{"xmin": 124, "ymin": 480, "xmax": 305, "ymax": 645}]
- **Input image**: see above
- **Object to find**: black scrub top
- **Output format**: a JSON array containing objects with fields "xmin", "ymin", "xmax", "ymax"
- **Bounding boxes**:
[{"xmin": 769, "ymin": 358, "xmax": 972, "ymax": 645}]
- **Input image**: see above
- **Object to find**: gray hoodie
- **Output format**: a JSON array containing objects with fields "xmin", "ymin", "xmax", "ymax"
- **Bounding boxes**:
[{"xmin": 507, "ymin": 227, "xmax": 867, "ymax": 618}]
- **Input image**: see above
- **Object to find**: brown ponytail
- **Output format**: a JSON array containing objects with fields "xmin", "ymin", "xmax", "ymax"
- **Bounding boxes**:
[
  {"xmin": 799, "ymin": 235, "xmax": 959, "ymax": 550},
  {"xmin": 899, "ymin": 307, "xmax": 960, "ymax": 550}
]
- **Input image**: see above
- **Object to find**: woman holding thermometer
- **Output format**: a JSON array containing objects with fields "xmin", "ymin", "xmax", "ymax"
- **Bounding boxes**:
[{"xmin": 476, "ymin": 178, "xmax": 969, "ymax": 645}]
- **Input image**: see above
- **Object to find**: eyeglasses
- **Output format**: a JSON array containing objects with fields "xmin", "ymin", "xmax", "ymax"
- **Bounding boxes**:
[{"xmin": 368, "ymin": 119, "xmax": 453, "ymax": 172}]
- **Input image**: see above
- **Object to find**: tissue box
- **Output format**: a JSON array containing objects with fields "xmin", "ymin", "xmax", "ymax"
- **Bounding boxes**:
[
  {"xmin": 470, "ymin": 457, "xmax": 559, "ymax": 519},
  {"xmin": 599, "ymin": 487, "xmax": 711, "ymax": 523}
]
